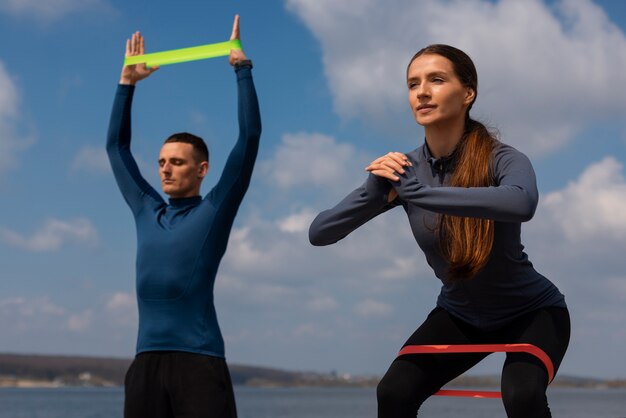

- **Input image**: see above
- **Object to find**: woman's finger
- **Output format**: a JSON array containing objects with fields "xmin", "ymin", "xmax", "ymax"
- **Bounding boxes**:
[
  {"xmin": 383, "ymin": 158, "xmax": 406, "ymax": 173},
  {"xmin": 370, "ymin": 169, "xmax": 400, "ymax": 181},
  {"xmin": 386, "ymin": 152, "xmax": 410, "ymax": 166}
]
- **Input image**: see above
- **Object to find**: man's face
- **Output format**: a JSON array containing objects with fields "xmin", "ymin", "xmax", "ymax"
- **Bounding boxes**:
[{"xmin": 158, "ymin": 142, "xmax": 208, "ymax": 198}]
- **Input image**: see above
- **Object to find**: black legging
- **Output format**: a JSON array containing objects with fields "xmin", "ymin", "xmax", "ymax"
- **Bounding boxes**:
[{"xmin": 377, "ymin": 306, "xmax": 570, "ymax": 418}]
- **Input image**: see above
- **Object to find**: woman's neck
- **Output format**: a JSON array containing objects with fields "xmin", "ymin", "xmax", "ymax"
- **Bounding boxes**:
[{"xmin": 424, "ymin": 118, "xmax": 466, "ymax": 158}]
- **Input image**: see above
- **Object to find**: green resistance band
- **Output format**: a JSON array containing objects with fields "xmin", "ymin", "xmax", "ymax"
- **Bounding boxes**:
[{"xmin": 124, "ymin": 39, "xmax": 242, "ymax": 67}]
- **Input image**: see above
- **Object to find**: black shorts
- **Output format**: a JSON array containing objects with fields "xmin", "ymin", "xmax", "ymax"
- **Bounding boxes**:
[{"xmin": 124, "ymin": 351, "xmax": 237, "ymax": 418}]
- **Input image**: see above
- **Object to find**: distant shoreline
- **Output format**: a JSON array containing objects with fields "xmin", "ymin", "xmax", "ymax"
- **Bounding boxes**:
[
  {"xmin": 3, "ymin": 381, "xmax": 626, "ymax": 391},
  {"xmin": 1, "ymin": 352, "xmax": 625, "ymax": 389}
]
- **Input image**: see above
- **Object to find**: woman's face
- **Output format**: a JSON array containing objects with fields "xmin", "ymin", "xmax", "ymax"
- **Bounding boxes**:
[{"xmin": 407, "ymin": 53, "xmax": 475, "ymax": 128}]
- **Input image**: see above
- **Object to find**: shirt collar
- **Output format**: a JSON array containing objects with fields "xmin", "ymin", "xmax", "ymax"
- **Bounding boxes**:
[
  {"xmin": 168, "ymin": 195, "xmax": 202, "ymax": 207},
  {"xmin": 422, "ymin": 139, "xmax": 459, "ymax": 174}
]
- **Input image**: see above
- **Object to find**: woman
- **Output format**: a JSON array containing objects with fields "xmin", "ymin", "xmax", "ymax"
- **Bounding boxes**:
[{"xmin": 308, "ymin": 44, "xmax": 570, "ymax": 418}]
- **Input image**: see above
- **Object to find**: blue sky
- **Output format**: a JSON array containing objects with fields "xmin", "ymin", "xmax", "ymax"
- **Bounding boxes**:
[{"xmin": 1, "ymin": 0, "xmax": 626, "ymax": 380}]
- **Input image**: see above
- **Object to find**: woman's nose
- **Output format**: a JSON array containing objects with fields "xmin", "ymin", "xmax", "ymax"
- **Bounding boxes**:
[{"xmin": 416, "ymin": 83, "xmax": 430, "ymax": 98}]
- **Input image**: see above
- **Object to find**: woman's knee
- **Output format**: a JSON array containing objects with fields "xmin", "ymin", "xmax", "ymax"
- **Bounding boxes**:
[
  {"xmin": 377, "ymin": 373, "xmax": 416, "ymax": 405},
  {"xmin": 501, "ymin": 382, "xmax": 550, "ymax": 418},
  {"xmin": 502, "ymin": 354, "xmax": 552, "ymax": 417},
  {"xmin": 376, "ymin": 362, "xmax": 433, "ymax": 413},
  {"xmin": 376, "ymin": 374, "xmax": 423, "ymax": 418}
]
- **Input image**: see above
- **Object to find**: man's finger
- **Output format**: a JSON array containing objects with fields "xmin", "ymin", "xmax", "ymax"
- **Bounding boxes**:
[
  {"xmin": 132, "ymin": 32, "xmax": 138, "ymax": 54},
  {"xmin": 230, "ymin": 14, "xmax": 240, "ymax": 40}
]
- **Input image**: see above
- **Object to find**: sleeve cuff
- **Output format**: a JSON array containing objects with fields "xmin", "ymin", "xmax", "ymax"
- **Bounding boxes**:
[
  {"xmin": 117, "ymin": 83, "xmax": 136, "ymax": 94},
  {"xmin": 235, "ymin": 66, "xmax": 253, "ymax": 82}
]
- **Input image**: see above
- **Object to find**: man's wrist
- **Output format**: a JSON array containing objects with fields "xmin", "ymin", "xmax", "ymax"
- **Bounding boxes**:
[
  {"xmin": 233, "ymin": 59, "xmax": 253, "ymax": 69},
  {"xmin": 119, "ymin": 76, "xmax": 136, "ymax": 85}
]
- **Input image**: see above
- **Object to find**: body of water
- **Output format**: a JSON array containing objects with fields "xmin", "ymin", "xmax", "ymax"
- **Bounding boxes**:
[{"xmin": 0, "ymin": 386, "xmax": 624, "ymax": 417}]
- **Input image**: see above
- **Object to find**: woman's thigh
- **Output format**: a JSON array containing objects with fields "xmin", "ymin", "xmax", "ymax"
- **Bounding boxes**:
[{"xmin": 378, "ymin": 308, "xmax": 489, "ymax": 407}]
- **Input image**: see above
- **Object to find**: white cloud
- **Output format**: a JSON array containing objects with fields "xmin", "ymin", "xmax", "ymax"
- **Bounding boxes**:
[
  {"xmin": 70, "ymin": 146, "xmax": 111, "ymax": 174},
  {"xmin": 292, "ymin": 322, "xmax": 333, "ymax": 338},
  {"xmin": 0, "ymin": 218, "xmax": 98, "ymax": 251},
  {"xmin": 378, "ymin": 256, "xmax": 422, "ymax": 281},
  {"xmin": 353, "ymin": 299, "xmax": 393, "ymax": 318},
  {"xmin": 104, "ymin": 292, "xmax": 137, "ymax": 328},
  {"xmin": 0, "ymin": 294, "xmax": 137, "ymax": 355},
  {"xmin": 106, "ymin": 292, "xmax": 135, "ymax": 312},
  {"xmin": 222, "ymin": 204, "xmax": 423, "ymax": 291},
  {"xmin": 216, "ymin": 273, "xmax": 297, "ymax": 308},
  {"xmin": 67, "ymin": 309, "xmax": 93, "ymax": 331},
  {"xmin": 0, "ymin": 0, "xmax": 112, "ymax": 21},
  {"xmin": 538, "ymin": 157, "xmax": 626, "ymax": 241},
  {"xmin": 277, "ymin": 209, "xmax": 316, "ymax": 233},
  {"xmin": 221, "ymin": 132, "xmax": 431, "ymax": 304},
  {"xmin": 0, "ymin": 297, "xmax": 65, "ymax": 317},
  {"xmin": 287, "ymin": 0, "xmax": 626, "ymax": 156},
  {"xmin": 225, "ymin": 225, "xmax": 280, "ymax": 273},
  {"xmin": 0, "ymin": 297, "xmax": 66, "ymax": 332},
  {"xmin": 0, "ymin": 61, "xmax": 32, "ymax": 182},
  {"xmin": 0, "ymin": 62, "xmax": 18, "ymax": 118},
  {"xmin": 260, "ymin": 132, "xmax": 367, "ymax": 190}
]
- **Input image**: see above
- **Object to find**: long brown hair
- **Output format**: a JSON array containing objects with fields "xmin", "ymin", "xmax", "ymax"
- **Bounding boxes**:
[{"xmin": 408, "ymin": 45, "xmax": 498, "ymax": 279}]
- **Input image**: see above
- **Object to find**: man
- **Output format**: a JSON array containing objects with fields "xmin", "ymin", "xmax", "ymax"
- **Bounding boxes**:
[{"xmin": 106, "ymin": 15, "xmax": 260, "ymax": 418}]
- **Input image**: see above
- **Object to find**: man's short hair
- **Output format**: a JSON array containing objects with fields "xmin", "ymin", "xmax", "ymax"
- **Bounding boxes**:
[{"xmin": 164, "ymin": 132, "xmax": 209, "ymax": 163}]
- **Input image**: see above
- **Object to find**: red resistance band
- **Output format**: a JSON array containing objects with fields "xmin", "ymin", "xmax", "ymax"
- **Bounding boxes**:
[{"xmin": 396, "ymin": 343, "xmax": 554, "ymax": 399}]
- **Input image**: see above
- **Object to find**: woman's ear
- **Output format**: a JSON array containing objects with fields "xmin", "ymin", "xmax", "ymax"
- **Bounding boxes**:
[{"xmin": 464, "ymin": 88, "xmax": 476, "ymax": 106}]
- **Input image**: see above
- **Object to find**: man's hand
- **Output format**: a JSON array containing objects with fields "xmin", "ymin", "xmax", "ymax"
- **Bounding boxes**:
[
  {"xmin": 119, "ymin": 32, "xmax": 159, "ymax": 85},
  {"xmin": 228, "ymin": 15, "xmax": 248, "ymax": 66}
]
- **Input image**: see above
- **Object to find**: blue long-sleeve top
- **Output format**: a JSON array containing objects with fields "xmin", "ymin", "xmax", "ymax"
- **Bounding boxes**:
[
  {"xmin": 106, "ymin": 66, "xmax": 261, "ymax": 357},
  {"xmin": 309, "ymin": 142, "xmax": 565, "ymax": 330}
]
